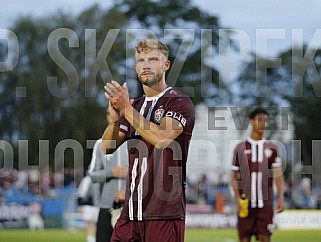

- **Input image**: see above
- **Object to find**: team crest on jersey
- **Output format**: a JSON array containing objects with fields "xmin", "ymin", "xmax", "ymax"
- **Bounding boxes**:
[
  {"xmin": 264, "ymin": 148, "xmax": 272, "ymax": 158},
  {"xmin": 154, "ymin": 108, "xmax": 165, "ymax": 124}
]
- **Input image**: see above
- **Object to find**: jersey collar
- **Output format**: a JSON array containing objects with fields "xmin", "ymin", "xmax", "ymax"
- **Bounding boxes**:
[
  {"xmin": 145, "ymin": 86, "xmax": 172, "ymax": 101},
  {"xmin": 246, "ymin": 137, "xmax": 266, "ymax": 145}
]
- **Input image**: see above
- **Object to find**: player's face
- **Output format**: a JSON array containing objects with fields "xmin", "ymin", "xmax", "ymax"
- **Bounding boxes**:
[
  {"xmin": 251, "ymin": 113, "xmax": 268, "ymax": 134},
  {"xmin": 135, "ymin": 50, "xmax": 169, "ymax": 86}
]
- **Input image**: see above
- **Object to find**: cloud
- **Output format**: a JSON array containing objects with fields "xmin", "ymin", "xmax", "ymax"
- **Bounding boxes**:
[
  {"xmin": 194, "ymin": 0, "xmax": 321, "ymax": 55},
  {"xmin": 0, "ymin": 0, "xmax": 112, "ymax": 28}
]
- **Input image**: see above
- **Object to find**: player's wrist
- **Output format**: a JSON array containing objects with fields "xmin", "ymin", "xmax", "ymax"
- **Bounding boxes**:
[
  {"xmin": 121, "ymin": 103, "xmax": 132, "ymax": 117},
  {"xmin": 109, "ymin": 119, "xmax": 120, "ymax": 125}
]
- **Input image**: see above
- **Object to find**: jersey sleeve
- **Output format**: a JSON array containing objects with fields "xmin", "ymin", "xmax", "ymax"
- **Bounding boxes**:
[
  {"xmin": 119, "ymin": 117, "xmax": 129, "ymax": 135},
  {"xmin": 164, "ymin": 95, "xmax": 195, "ymax": 134},
  {"xmin": 119, "ymin": 99, "xmax": 139, "ymax": 135},
  {"xmin": 88, "ymin": 140, "xmax": 113, "ymax": 183},
  {"xmin": 231, "ymin": 144, "xmax": 241, "ymax": 171},
  {"xmin": 271, "ymin": 144, "xmax": 282, "ymax": 168}
]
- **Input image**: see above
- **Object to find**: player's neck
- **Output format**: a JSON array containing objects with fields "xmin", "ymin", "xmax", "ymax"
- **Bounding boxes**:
[
  {"xmin": 143, "ymin": 81, "xmax": 168, "ymax": 97},
  {"xmin": 250, "ymin": 132, "xmax": 264, "ymax": 141}
]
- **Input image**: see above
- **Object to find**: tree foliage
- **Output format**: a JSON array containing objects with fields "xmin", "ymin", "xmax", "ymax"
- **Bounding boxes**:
[
  {"xmin": 280, "ymin": 47, "xmax": 321, "ymax": 168},
  {"xmin": 0, "ymin": 0, "xmax": 227, "ymax": 170},
  {"xmin": 1, "ymin": 5, "xmax": 129, "ymax": 170},
  {"xmin": 112, "ymin": 0, "xmax": 230, "ymax": 104},
  {"xmin": 235, "ymin": 45, "xmax": 321, "ymax": 180}
]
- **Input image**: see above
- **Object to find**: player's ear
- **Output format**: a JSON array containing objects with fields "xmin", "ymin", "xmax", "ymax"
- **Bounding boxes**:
[{"xmin": 164, "ymin": 60, "xmax": 170, "ymax": 72}]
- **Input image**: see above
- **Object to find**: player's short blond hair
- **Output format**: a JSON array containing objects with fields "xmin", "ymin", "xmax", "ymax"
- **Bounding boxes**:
[{"xmin": 135, "ymin": 39, "xmax": 169, "ymax": 58}]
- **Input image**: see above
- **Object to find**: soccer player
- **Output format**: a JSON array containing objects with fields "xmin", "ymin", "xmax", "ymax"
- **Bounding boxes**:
[
  {"xmin": 231, "ymin": 107, "xmax": 284, "ymax": 242},
  {"xmin": 76, "ymin": 170, "xmax": 100, "ymax": 242},
  {"xmin": 88, "ymin": 137, "xmax": 127, "ymax": 242},
  {"xmin": 101, "ymin": 39, "xmax": 195, "ymax": 242}
]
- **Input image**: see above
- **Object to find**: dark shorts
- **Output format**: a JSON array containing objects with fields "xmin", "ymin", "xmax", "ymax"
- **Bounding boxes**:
[
  {"xmin": 96, "ymin": 208, "xmax": 113, "ymax": 242},
  {"xmin": 237, "ymin": 206, "xmax": 274, "ymax": 240},
  {"xmin": 111, "ymin": 218, "xmax": 185, "ymax": 242}
]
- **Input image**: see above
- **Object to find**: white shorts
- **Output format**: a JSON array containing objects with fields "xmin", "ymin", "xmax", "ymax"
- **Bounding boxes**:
[{"xmin": 82, "ymin": 205, "xmax": 99, "ymax": 223}]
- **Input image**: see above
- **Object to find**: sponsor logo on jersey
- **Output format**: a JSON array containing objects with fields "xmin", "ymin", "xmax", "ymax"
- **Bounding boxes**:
[
  {"xmin": 154, "ymin": 108, "xmax": 165, "ymax": 124},
  {"xmin": 166, "ymin": 111, "xmax": 187, "ymax": 126}
]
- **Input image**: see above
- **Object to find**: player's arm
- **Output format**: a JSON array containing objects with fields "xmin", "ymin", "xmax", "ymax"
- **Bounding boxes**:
[
  {"xmin": 101, "ymin": 103, "xmax": 127, "ymax": 154},
  {"xmin": 231, "ymin": 146, "xmax": 242, "ymax": 213},
  {"xmin": 231, "ymin": 170, "xmax": 241, "ymax": 213},
  {"xmin": 101, "ymin": 122, "xmax": 126, "ymax": 154},
  {"xmin": 273, "ymin": 165, "xmax": 284, "ymax": 213},
  {"xmin": 123, "ymin": 105, "xmax": 183, "ymax": 149},
  {"xmin": 231, "ymin": 170, "xmax": 241, "ymax": 200},
  {"xmin": 89, "ymin": 154, "xmax": 127, "ymax": 183},
  {"xmin": 90, "ymin": 166, "xmax": 128, "ymax": 183},
  {"xmin": 88, "ymin": 141, "xmax": 110, "ymax": 183},
  {"xmin": 231, "ymin": 147, "xmax": 241, "ymax": 201},
  {"xmin": 114, "ymin": 190, "xmax": 126, "ymax": 203},
  {"xmin": 105, "ymin": 81, "xmax": 183, "ymax": 149}
]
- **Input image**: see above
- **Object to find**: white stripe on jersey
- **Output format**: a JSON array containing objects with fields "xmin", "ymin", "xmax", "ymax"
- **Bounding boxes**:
[
  {"xmin": 137, "ymin": 157, "xmax": 147, "ymax": 221},
  {"xmin": 257, "ymin": 171, "xmax": 263, "ymax": 208},
  {"xmin": 231, "ymin": 165, "xmax": 240, "ymax": 171},
  {"xmin": 244, "ymin": 149, "xmax": 251, "ymax": 154},
  {"xmin": 251, "ymin": 143, "xmax": 257, "ymax": 162},
  {"xmin": 134, "ymin": 87, "xmax": 172, "ymax": 136},
  {"xmin": 120, "ymin": 124, "xmax": 128, "ymax": 132},
  {"xmin": 251, "ymin": 171, "xmax": 257, "ymax": 208},
  {"xmin": 129, "ymin": 158, "xmax": 139, "ymax": 220},
  {"xmin": 258, "ymin": 141, "xmax": 263, "ymax": 162},
  {"xmin": 250, "ymin": 171, "xmax": 264, "ymax": 208},
  {"xmin": 238, "ymin": 138, "xmax": 282, "ymax": 209},
  {"xmin": 135, "ymin": 99, "xmax": 156, "ymax": 136}
]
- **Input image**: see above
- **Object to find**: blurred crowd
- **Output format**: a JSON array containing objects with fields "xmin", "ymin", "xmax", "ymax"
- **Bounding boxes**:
[
  {"xmin": 186, "ymin": 173, "xmax": 321, "ymax": 213},
  {"xmin": 1, "ymin": 168, "xmax": 321, "ymax": 212},
  {"xmin": 0, "ymin": 168, "xmax": 79, "ymax": 206}
]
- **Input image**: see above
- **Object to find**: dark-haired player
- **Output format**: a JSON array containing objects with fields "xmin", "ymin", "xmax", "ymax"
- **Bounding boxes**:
[
  {"xmin": 101, "ymin": 39, "xmax": 195, "ymax": 242},
  {"xmin": 231, "ymin": 107, "xmax": 284, "ymax": 242}
]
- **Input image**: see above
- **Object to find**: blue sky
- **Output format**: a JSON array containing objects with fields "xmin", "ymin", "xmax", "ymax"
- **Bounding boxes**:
[{"xmin": 196, "ymin": 0, "xmax": 321, "ymax": 55}]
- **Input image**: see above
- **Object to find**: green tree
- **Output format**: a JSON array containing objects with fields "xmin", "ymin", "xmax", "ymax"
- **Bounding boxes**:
[
  {"xmin": 1, "ymin": 6, "xmax": 128, "ymax": 171},
  {"xmin": 1, "ymin": 0, "xmax": 230, "ymax": 172},
  {"xmin": 112, "ymin": 0, "xmax": 231, "ymax": 104},
  {"xmin": 280, "ymin": 47, "xmax": 321, "ymax": 181},
  {"xmin": 232, "ymin": 53, "xmax": 284, "ymax": 136},
  {"xmin": 236, "ymin": 45, "xmax": 321, "ymax": 182}
]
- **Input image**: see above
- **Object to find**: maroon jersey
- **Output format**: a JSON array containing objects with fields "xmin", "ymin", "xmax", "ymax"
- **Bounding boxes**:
[
  {"xmin": 231, "ymin": 138, "xmax": 282, "ymax": 208},
  {"xmin": 119, "ymin": 87, "xmax": 195, "ymax": 221}
]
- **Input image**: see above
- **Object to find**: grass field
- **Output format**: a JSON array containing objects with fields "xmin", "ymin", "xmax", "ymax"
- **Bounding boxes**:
[{"xmin": 0, "ymin": 228, "xmax": 320, "ymax": 242}]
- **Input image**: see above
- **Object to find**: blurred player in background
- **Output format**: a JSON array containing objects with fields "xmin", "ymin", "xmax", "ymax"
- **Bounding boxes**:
[
  {"xmin": 89, "ymin": 133, "xmax": 127, "ymax": 241},
  {"xmin": 231, "ymin": 107, "xmax": 284, "ymax": 242},
  {"xmin": 101, "ymin": 39, "xmax": 195, "ymax": 242},
  {"xmin": 77, "ymin": 169, "xmax": 100, "ymax": 242}
]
